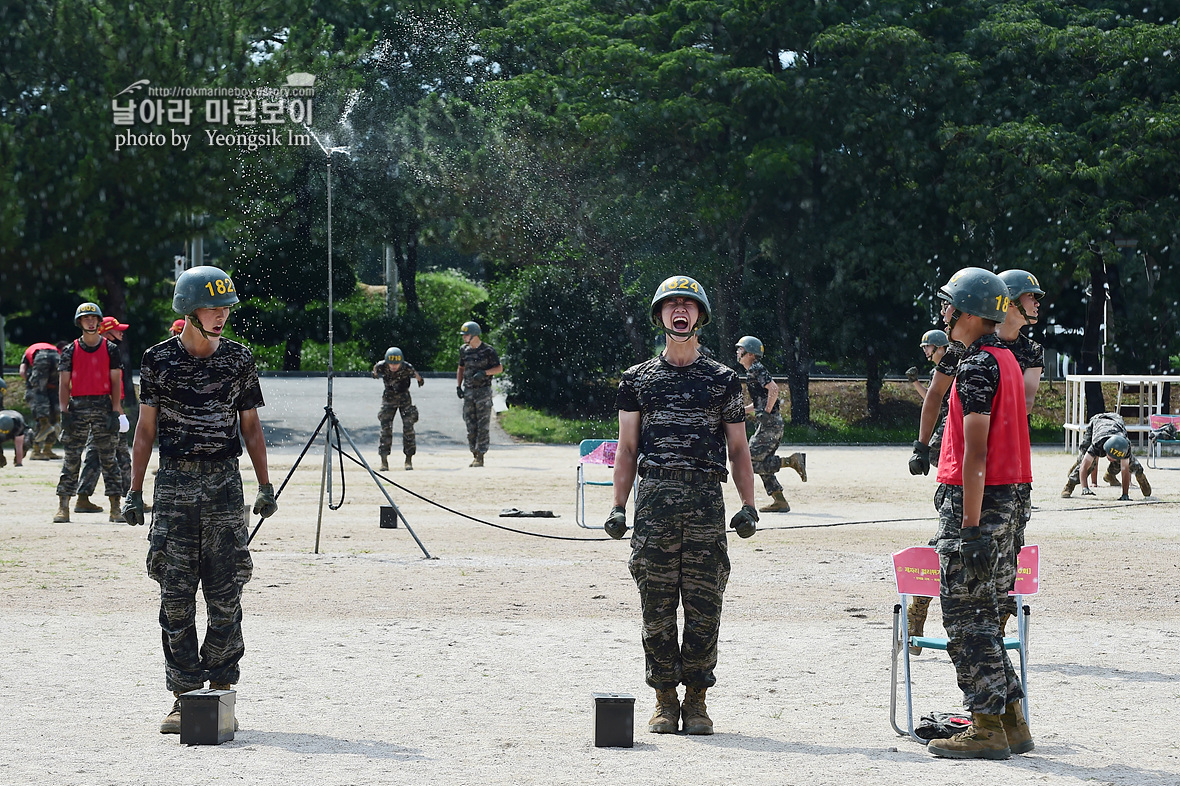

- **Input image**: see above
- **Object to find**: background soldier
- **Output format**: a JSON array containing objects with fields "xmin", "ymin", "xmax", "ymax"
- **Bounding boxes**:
[
  {"xmin": 372, "ymin": 346, "xmax": 424, "ymax": 471},
  {"xmin": 1061, "ymin": 412, "xmax": 1151, "ymax": 499},
  {"xmin": 54, "ymin": 303, "xmax": 124, "ymax": 523},
  {"xmin": 20, "ymin": 340, "xmax": 62, "ymax": 459},
  {"xmin": 456, "ymin": 321, "xmax": 502, "ymax": 467},
  {"xmin": 76, "ymin": 316, "xmax": 134, "ymax": 515},
  {"xmin": 734, "ymin": 335, "xmax": 805, "ymax": 513},
  {"xmin": 0, "ymin": 410, "xmax": 27, "ymax": 467},
  {"xmin": 123, "ymin": 265, "xmax": 277, "ymax": 735},
  {"xmin": 606, "ymin": 275, "xmax": 758, "ymax": 737},
  {"xmin": 924, "ymin": 267, "xmax": 1032, "ymax": 760},
  {"xmin": 169, "ymin": 318, "xmax": 185, "ymax": 337}
]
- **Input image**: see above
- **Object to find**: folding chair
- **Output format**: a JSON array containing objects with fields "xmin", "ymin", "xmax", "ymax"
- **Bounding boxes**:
[
  {"xmin": 575, "ymin": 439, "xmax": 636, "ymax": 529},
  {"xmin": 889, "ymin": 544, "xmax": 1040, "ymax": 743},
  {"xmin": 1147, "ymin": 414, "xmax": 1180, "ymax": 469}
]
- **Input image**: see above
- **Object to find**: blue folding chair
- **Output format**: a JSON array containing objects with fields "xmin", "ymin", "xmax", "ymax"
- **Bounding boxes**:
[
  {"xmin": 575, "ymin": 439, "xmax": 635, "ymax": 529},
  {"xmin": 889, "ymin": 545, "xmax": 1039, "ymax": 743}
]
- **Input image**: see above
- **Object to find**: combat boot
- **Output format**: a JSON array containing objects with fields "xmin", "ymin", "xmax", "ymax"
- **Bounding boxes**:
[
  {"xmin": 784, "ymin": 452, "xmax": 807, "ymax": 482},
  {"xmin": 404, "ymin": 455, "xmax": 413, "ymax": 471},
  {"xmin": 74, "ymin": 495, "xmax": 104, "ymax": 513},
  {"xmin": 1103, "ymin": 468, "xmax": 1119, "ymax": 486},
  {"xmin": 53, "ymin": 496, "xmax": 71, "ymax": 523},
  {"xmin": 648, "ymin": 688, "xmax": 680, "ymax": 734},
  {"xmin": 29, "ymin": 445, "xmax": 49, "ymax": 460},
  {"xmin": 907, "ymin": 596, "xmax": 932, "ymax": 655},
  {"xmin": 108, "ymin": 496, "xmax": 125, "ymax": 523},
  {"xmin": 1060, "ymin": 479, "xmax": 1077, "ymax": 498},
  {"xmin": 760, "ymin": 492, "xmax": 791, "ymax": 513},
  {"xmin": 34, "ymin": 416, "xmax": 54, "ymax": 443},
  {"xmin": 0, "ymin": 453, "xmax": 5, "ymax": 468},
  {"xmin": 1000, "ymin": 701, "xmax": 1034, "ymax": 754},
  {"xmin": 209, "ymin": 683, "xmax": 240, "ymax": 730},
  {"xmin": 160, "ymin": 691, "xmax": 185, "ymax": 734},
  {"xmin": 681, "ymin": 686, "xmax": 714, "ymax": 735},
  {"xmin": 927, "ymin": 712, "xmax": 1010, "ymax": 759},
  {"xmin": 470, "ymin": 453, "xmax": 484, "ymax": 468},
  {"xmin": 1136, "ymin": 471, "xmax": 1152, "ymax": 497},
  {"xmin": 379, "ymin": 455, "xmax": 389, "ymax": 472},
  {"xmin": 37, "ymin": 444, "xmax": 61, "ymax": 459}
]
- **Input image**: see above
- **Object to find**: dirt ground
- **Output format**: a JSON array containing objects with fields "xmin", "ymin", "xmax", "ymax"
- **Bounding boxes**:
[{"xmin": 1, "ymin": 444, "xmax": 1177, "ymax": 786}]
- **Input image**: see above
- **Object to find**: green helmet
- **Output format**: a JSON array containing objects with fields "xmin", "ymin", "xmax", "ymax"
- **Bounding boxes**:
[
  {"xmin": 74, "ymin": 302, "xmax": 103, "ymax": 327},
  {"xmin": 172, "ymin": 265, "xmax": 240, "ymax": 315},
  {"xmin": 999, "ymin": 269, "xmax": 1044, "ymax": 325},
  {"xmin": 1104, "ymin": 434, "xmax": 1131, "ymax": 460},
  {"xmin": 650, "ymin": 275, "xmax": 712, "ymax": 337},
  {"xmin": 735, "ymin": 336, "xmax": 764, "ymax": 356},
  {"xmin": 460, "ymin": 321, "xmax": 481, "ymax": 337},
  {"xmin": 937, "ymin": 267, "xmax": 1009, "ymax": 324},
  {"xmin": 385, "ymin": 346, "xmax": 404, "ymax": 364},
  {"xmin": 0, "ymin": 413, "xmax": 13, "ymax": 439},
  {"xmin": 920, "ymin": 329, "xmax": 949, "ymax": 348}
]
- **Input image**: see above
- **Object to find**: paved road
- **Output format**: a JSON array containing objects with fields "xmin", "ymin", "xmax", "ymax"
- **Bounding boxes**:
[{"xmin": 254, "ymin": 375, "xmax": 512, "ymax": 455}]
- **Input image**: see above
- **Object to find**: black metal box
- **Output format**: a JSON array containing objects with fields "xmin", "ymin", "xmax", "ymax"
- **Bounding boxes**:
[
  {"xmin": 380, "ymin": 506, "xmax": 398, "ymax": 528},
  {"xmin": 179, "ymin": 688, "xmax": 236, "ymax": 745},
  {"xmin": 592, "ymin": 692, "xmax": 635, "ymax": 748}
]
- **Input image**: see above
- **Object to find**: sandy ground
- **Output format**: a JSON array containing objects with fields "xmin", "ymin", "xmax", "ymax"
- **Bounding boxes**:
[{"xmin": 1, "ymin": 443, "xmax": 1178, "ymax": 786}]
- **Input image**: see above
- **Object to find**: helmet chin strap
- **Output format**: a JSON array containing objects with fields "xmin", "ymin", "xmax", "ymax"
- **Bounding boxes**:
[
  {"xmin": 946, "ymin": 308, "xmax": 963, "ymax": 341},
  {"xmin": 187, "ymin": 313, "xmax": 214, "ymax": 340},
  {"xmin": 1016, "ymin": 300, "xmax": 1037, "ymax": 325},
  {"xmin": 664, "ymin": 322, "xmax": 699, "ymax": 343}
]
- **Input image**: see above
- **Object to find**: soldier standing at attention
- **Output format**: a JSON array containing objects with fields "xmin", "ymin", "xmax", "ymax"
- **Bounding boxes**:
[
  {"xmin": 734, "ymin": 335, "xmax": 805, "ymax": 513},
  {"xmin": 75, "ymin": 316, "xmax": 135, "ymax": 517},
  {"xmin": 20, "ymin": 340, "xmax": 62, "ymax": 460},
  {"xmin": 924, "ymin": 267, "xmax": 1033, "ymax": 760},
  {"xmin": 605, "ymin": 275, "xmax": 758, "ymax": 737},
  {"xmin": 455, "ymin": 321, "xmax": 502, "ymax": 467},
  {"xmin": 54, "ymin": 303, "xmax": 124, "ymax": 523},
  {"xmin": 121, "ymin": 266, "xmax": 278, "ymax": 734},
  {"xmin": 372, "ymin": 346, "xmax": 424, "ymax": 471}
]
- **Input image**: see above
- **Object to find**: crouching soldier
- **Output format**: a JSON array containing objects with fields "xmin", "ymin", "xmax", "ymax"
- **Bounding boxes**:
[{"xmin": 372, "ymin": 346, "xmax": 424, "ymax": 471}]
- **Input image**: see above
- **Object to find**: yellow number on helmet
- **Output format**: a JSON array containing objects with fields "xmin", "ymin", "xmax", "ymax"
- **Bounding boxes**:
[{"xmin": 216, "ymin": 279, "xmax": 227, "ymax": 294}]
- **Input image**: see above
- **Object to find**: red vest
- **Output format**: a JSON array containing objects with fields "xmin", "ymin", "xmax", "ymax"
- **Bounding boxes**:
[
  {"xmin": 936, "ymin": 345, "xmax": 1032, "ymax": 486},
  {"xmin": 23, "ymin": 342, "xmax": 57, "ymax": 367},
  {"xmin": 70, "ymin": 339, "xmax": 113, "ymax": 397}
]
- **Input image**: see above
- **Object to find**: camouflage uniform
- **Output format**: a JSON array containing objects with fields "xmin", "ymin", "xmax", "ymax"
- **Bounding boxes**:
[
  {"xmin": 139, "ymin": 336, "xmax": 264, "ymax": 691},
  {"xmin": 617, "ymin": 354, "xmax": 744, "ymax": 689},
  {"xmin": 79, "ymin": 338, "xmax": 136, "ymax": 496},
  {"xmin": 376, "ymin": 361, "xmax": 419, "ymax": 459},
  {"xmin": 56, "ymin": 340, "xmax": 122, "ymax": 497},
  {"xmin": 1067, "ymin": 412, "xmax": 1145, "ymax": 483},
  {"xmin": 932, "ymin": 334, "xmax": 1025, "ymax": 716},
  {"xmin": 0, "ymin": 410, "xmax": 26, "ymax": 465},
  {"xmin": 24, "ymin": 346, "xmax": 61, "ymax": 450},
  {"xmin": 460, "ymin": 342, "xmax": 500, "ymax": 456},
  {"xmin": 929, "ymin": 341, "xmax": 966, "ymax": 465},
  {"xmin": 745, "ymin": 360, "xmax": 783, "ymax": 495}
]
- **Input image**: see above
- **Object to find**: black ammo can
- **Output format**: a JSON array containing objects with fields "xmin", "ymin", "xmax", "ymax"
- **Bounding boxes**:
[
  {"xmin": 179, "ymin": 688, "xmax": 236, "ymax": 745},
  {"xmin": 592, "ymin": 692, "xmax": 635, "ymax": 748},
  {"xmin": 380, "ymin": 506, "xmax": 398, "ymax": 528}
]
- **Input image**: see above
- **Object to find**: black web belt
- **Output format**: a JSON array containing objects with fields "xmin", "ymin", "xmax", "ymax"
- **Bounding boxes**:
[
  {"xmin": 160, "ymin": 457, "xmax": 239, "ymax": 473},
  {"xmin": 640, "ymin": 467, "xmax": 727, "ymax": 484}
]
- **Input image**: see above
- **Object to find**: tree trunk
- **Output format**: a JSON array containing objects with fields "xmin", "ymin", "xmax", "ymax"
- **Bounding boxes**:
[
  {"xmin": 865, "ymin": 346, "xmax": 882, "ymax": 421},
  {"xmin": 394, "ymin": 220, "xmax": 421, "ymax": 313},
  {"xmin": 283, "ymin": 336, "xmax": 302, "ymax": 371},
  {"xmin": 776, "ymin": 270, "xmax": 812, "ymax": 426},
  {"xmin": 1081, "ymin": 260, "xmax": 1107, "ymax": 419}
]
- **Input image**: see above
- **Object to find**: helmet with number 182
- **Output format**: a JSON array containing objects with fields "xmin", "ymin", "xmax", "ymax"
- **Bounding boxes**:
[{"xmin": 173, "ymin": 266, "xmax": 240, "ymax": 315}]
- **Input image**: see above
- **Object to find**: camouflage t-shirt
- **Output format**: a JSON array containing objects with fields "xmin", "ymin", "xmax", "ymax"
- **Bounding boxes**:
[
  {"xmin": 615, "ymin": 353, "xmax": 745, "ymax": 476},
  {"xmin": 1086, "ymin": 412, "xmax": 1128, "ymax": 457},
  {"xmin": 459, "ymin": 342, "xmax": 500, "ymax": 388},
  {"xmin": 139, "ymin": 337, "xmax": 265, "ymax": 459},
  {"xmin": 378, "ymin": 361, "xmax": 417, "ymax": 398},
  {"xmin": 934, "ymin": 340, "xmax": 966, "ymax": 379},
  {"xmin": 0, "ymin": 409, "xmax": 26, "ymax": 439},
  {"xmin": 996, "ymin": 331, "xmax": 1044, "ymax": 373},
  {"xmin": 745, "ymin": 360, "xmax": 780, "ymax": 415}
]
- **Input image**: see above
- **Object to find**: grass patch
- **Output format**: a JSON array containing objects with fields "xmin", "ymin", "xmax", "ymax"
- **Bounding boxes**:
[{"xmin": 498, "ymin": 406, "xmax": 617, "ymax": 444}]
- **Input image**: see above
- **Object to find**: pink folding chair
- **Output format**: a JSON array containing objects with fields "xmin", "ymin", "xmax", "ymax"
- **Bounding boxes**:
[
  {"xmin": 889, "ymin": 545, "xmax": 1040, "ymax": 743},
  {"xmin": 575, "ymin": 440, "xmax": 635, "ymax": 528}
]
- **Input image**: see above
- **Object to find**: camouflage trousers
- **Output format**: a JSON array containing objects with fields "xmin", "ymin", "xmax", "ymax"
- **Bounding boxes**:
[
  {"xmin": 628, "ymin": 478, "xmax": 730, "ymax": 689},
  {"xmin": 378, "ymin": 394, "xmax": 418, "ymax": 457},
  {"xmin": 1067, "ymin": 450, "xmax": 1143, "ymax": 483},
  {"xmin": 146, "ymin": 459, "xmax": 253, "ymax": 691},
  {"xmin": 56, "ymin": 401, "xmax": 121, "ymax": 497},
  {"xmin": 462, "ymin": 385, "xmax": 493, "ymax": 455},
  {"xmin": 929, "ymin": 417, "xmax": 946, "ymax": 468},
  {"xmin": 933, "ymin": 483, "xmax": 1024, "ymax": 715},
  {"xmin": 78, "ymin": 434, "xmax": 131, "ymax": 497},
  {"xmin": 997, "ymin": 482, "xmax": 1032, "ymax": 622},
  {"xmin": 24, "ymin": 354, "xmax": 60, "ymax": 448},
  {"xmin": 749, "ymin": 410, "xmax": 784, "ymax": 495}
]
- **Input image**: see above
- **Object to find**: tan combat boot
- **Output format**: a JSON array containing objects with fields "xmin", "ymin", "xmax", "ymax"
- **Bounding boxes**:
[
  {"xmin": 53, "ymin": 496, "xmax": 72, "ymax": 523},
  {"xmin": 160, "ymin": 691, "xmax": 187, "ymax": 734},
  {"xmin": 35, "ymin": 416, "xmax": 54, "ymax": 443},
  {"xmin": 1136, "ymin": 471, "xmax": 1152, "ymax": 497},
  {"xmin": 470, "ymin": 453, "xmax": 484, "ymax": 468},
  {"xmin": 648, "ymin": 688, "xmax": 680, "ymax": 734},
  {"xmin": 760, "ymin": 491, "xmax": 790, "ymax": 513},
  {"xmin": 784, "ymin": 452, "xmax": 807, "ymax": 482},
  {"xmin": 682, "ymin": 686, "xmax": 714, "ymax": 735},
  {"xmin": 404, "ymin": 455, "xmax": 413, "ymax": 471},
  {"xmin": 1103, "ymin": 468, "xmax": 1119, "ymax": 486},
  {"xmin": 29, "ymin": 445, "xmax": 49, "ymax": 460},
  {"xmin": 1060, "ymin": 479, "xmax": 1077, "ymax": 498},
  {"xmin": 379, "ymin": 455, "xmax": 389, "ymax": 472},
  {"xmin": 907, "ymin": 595, "xmax": 932, "ymax": 655},
  {"xmin": 927, "ymin": 712, "xmax": 1011, "ymax": 759},
  {"xmin": 1001, "ymin": 701, "xmax": 1033, "ymax": 754},
  {"xmin": 108, "ymin": 496, "xmax": 125, "ymax": 523},
  {"xmin": 209, "ymin": 682, "xmax": 240, "ymax": 730},
  {"xmin": 39, "ymin": 444, "xmax": 61, "ymax": 460},
  {"xmin": 74, "ymin": 495, "xmax": 104, "ymax": 513}
]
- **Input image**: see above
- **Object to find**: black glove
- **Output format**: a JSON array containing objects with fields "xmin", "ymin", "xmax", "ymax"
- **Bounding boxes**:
[
  {"xmin": 905, "ymin": 366, "xmax": 919, "ymax": 383},
  {"xmin": 729, "ymin": 504, "xmax": 758, "ymax": 539},
  {"xmin": 456, "ymin": 385, "xmax": 465, "ymax": 399},
  {"xmin": 1118, "ymin": 493, "xmax": 1131, "ymax": 501},
  {"xmin": 959, "ymin": 526, "xmax": 990, "ymax": 581},
  {"xmin": 468, "ymin": 369, "xmax": 487, "ymax": 380},
  {"xmin": 122, "ymin": 490, "xmax": 145, "ymax": 526},
  {"xmin": 107, "ymin": 410, "xmax": 121, "ymax": 430},
  {"xmin": 253, "ymin": 483, "xmax": 278, "ymax": 519},
  {"xmin": 604, "ymin": 505, "xmax": 627, "ymax": 539},
  {"xmin": 417, "ymin": 377, "xmax": 424, "ymax": 387},
  {"xmin": 61, "ymin": 410, "xmax": 75, "ymax": 434},
  {"xmin": 909, "ymin": 441, "xmax": 931, "ymax": 476}
]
